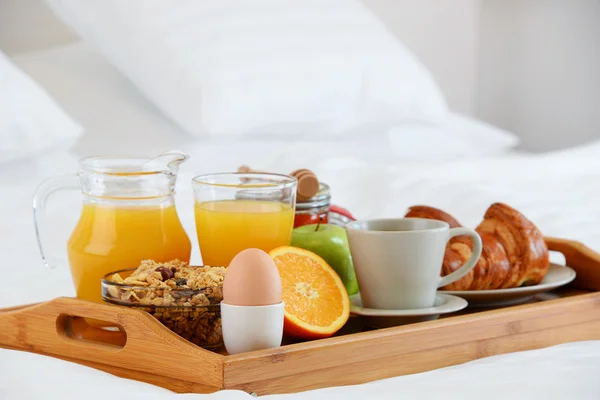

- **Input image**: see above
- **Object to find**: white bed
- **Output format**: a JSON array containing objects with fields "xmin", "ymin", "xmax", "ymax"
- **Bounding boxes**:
[{"xmin": 2, "ymin": 2, "xmax": 600, "ymax": 399}]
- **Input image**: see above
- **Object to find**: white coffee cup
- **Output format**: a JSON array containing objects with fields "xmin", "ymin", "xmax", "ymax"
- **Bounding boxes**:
[{"xmin": 345, "ymin": 218, "xmax": 482, "ymax": 310}]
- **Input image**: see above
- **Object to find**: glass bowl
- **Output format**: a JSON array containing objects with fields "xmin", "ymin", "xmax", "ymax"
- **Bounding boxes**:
[{"xmin": 102, "ymin": 267, "xmax": 224, "ymax": 349}]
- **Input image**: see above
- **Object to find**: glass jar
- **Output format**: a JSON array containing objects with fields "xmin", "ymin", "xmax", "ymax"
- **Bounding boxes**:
[{"xmin": 294, "ymin": 183, "xmax": 331, "ymax": 228}]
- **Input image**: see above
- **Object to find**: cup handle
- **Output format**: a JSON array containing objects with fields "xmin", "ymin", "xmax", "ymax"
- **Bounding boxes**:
[{"xmin": 437, "ymin": 227, "xmax": 483, "ymax": 288}]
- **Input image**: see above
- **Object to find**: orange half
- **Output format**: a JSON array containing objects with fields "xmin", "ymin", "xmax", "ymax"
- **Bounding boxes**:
[{"xmin": 269, "ymin": 246, "xmax": 350, "ymax": 339}]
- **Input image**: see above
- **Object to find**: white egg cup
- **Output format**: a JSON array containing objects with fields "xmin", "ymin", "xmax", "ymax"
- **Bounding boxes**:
[{"xmin": 220, "ymin": 301, "xmax": 285, "ymax": 355}]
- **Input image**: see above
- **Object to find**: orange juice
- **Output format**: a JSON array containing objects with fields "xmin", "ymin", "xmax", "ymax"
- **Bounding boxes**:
[
  {"xmin": 67, "ymin": 202, "xmax": 191, "ymax": 303},
  {"xmin": 195, "ymin": 200, "xmax": 294, "ymax": 266}
]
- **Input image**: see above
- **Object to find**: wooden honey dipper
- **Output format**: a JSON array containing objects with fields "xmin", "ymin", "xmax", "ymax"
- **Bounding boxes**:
[
  {"xmin": 237, "ymin": 166, "xmax": 320, "ymax": 200},
  {"xmin": 289, "ymin": 168, "xmax": 320, "ymax": 201}
]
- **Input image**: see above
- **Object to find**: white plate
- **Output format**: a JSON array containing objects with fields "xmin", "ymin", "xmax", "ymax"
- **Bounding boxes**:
[
  {"xmin": 439, "ymin": 263, "xmax": 576, "ymax": 307},
  {"xmin": 349, "ymin": 292, "xmax": 468, "ymax": 328}
]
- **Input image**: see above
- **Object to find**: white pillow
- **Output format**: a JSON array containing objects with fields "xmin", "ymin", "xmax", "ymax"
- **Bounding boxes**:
[
  {"xmin": 13, "ymin": 42, "xmax": 520, "ymax": 160},
  {"xmin": 0, "ymin": 50, "xmax": 83, "ymax": 164},
  {"xmin": 45, "ymin": 0, "xmax": 449, "ymax": 138},
  {"xmin": 387, "ymin": 112, "xmax": 521, "ymax": 157}
]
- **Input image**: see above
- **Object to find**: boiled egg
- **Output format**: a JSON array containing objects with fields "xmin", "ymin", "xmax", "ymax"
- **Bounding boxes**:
[{"xmin": 223, "ymin": 248, "xmax": 282, "ymax": 306}]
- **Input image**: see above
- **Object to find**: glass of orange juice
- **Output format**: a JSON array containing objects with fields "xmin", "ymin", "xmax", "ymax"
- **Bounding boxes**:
[{"xmin": 192, "ymin": 172, "xmax": 297, "ymax": 266}]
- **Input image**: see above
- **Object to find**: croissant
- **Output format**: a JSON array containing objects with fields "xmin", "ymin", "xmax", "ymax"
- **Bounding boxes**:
[{"xmin": 404, "ymin": 203, "xmax": 550, "ymax": 290}]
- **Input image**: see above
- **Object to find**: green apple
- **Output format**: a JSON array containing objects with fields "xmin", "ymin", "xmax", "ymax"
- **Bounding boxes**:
[{"xmin": 291, "ymin": 223, "xmax": 359, "ymax": 295}]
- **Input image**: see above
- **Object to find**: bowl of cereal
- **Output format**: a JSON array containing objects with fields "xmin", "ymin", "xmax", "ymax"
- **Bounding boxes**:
[{"xmin": 102, "ymin": 259, "xmax": 226, "ymax": 350}]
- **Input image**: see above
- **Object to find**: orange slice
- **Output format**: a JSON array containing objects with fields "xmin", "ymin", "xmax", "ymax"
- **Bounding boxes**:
[{"xmin": 269, "ymin": 246, "xmax": 350, "ymax": 339}]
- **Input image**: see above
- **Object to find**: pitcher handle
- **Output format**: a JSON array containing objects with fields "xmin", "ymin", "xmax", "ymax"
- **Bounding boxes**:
[
  {"xmin": 437, "ymin": 227, "xmax": 483, "ymax": 288},
  {"xmin": 33, "ymin": 174, "xmax": 80, "ymax": 269}
]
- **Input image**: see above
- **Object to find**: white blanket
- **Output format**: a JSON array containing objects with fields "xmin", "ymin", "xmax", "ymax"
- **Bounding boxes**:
[
  {"xmin": 2, "ymin": 341, "xmax": 600, "ymax": 400},
  {"xmin": 2, "ymin": 142, "xmax": 600, "ymax": 399}
]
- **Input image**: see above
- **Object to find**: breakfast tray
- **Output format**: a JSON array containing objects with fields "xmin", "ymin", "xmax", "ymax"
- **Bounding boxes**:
[{"xmin": 1, "ymin": 237, "xmax": 600, "ymax": 396}]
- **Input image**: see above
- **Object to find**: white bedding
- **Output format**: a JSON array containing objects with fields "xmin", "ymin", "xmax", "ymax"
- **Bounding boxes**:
[
  {"xmin": 0, "ymin": 49, "xmax": 82, "ymax": 163},
  {"xmin": 43, "ymin": 0, "xmax": 453, "ymax": 139},
  {"xmin": 3, "ymin": 143, "xmax": 600, "ymax": 399},
  {"xmin": 10, "ymin": 42, "xmax": 519, "ymax": 161},
  {"xmin": 3, "ymin": 44, "xmax": 600, "ymax": 399}
]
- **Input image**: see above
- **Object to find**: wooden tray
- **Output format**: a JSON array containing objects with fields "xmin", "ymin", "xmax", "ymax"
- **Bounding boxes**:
[{"xmin": 2, "ymin": 237, "xmax": 600, "ymax": 396}]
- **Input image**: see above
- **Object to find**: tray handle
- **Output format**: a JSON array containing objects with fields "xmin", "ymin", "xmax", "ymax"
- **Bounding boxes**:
[
  {"xmin": 0, "ymin": 297, "xmax": 177, "ymax": 351},
  {"xmin": 546, "ymin": 237, "xmax": 600, "ymax": 291},
  {"xmin": 0, "ymin": 297, "xmax": 223, "ymax": 385}
]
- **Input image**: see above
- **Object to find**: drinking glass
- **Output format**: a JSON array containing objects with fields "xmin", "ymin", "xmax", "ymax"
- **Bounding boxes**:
[{"xmin": 192, "ymin": 172, "xmax": 297, "ymax": 266}]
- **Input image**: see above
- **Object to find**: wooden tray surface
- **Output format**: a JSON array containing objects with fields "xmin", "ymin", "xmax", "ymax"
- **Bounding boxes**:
[{"xmin": 1, "ymin": 237, "xmax": 600, "ymax": 395}]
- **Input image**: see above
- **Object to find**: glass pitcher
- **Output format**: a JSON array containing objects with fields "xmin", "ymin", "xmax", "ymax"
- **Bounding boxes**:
[{"xmin": 33, "ymin": 151, "xmax": 192, "ymax": 304}]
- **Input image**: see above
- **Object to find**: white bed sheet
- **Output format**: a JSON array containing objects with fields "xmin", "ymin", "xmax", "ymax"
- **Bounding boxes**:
[
  {"xmin": 2, "ymin": 144, "xmax": 600, "ymax": 399},
  {"xmin": 3, "ymin": 144, "xmax": 600, "ymax": 400},
  {"xmin": 3, "ymin": 44, "xmax": 600, "ymax": 399}
]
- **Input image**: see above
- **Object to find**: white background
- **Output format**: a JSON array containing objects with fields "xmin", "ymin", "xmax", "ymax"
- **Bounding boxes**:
[{"xmin": 0, "ymin": 0, "xmax": 599, "ymax": 150}]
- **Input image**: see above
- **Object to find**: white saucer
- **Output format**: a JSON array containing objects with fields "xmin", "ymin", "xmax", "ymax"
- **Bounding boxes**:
[
  {"xmin": 439, "ymin": 263, "xmax": 577, "ymax": 307},
  {"xmin": 349, "ymin": 293, "xmax": 468, "ymax": 328}
]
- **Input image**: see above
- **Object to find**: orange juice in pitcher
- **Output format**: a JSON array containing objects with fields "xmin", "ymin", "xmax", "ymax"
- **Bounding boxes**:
[
  {"xmin": 67, "ymin": 201, "xmax": 190, "ymax": 303},
  {"xmin": 34, "ymin": 152, "xmax": 191, "ymax": 304}
]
